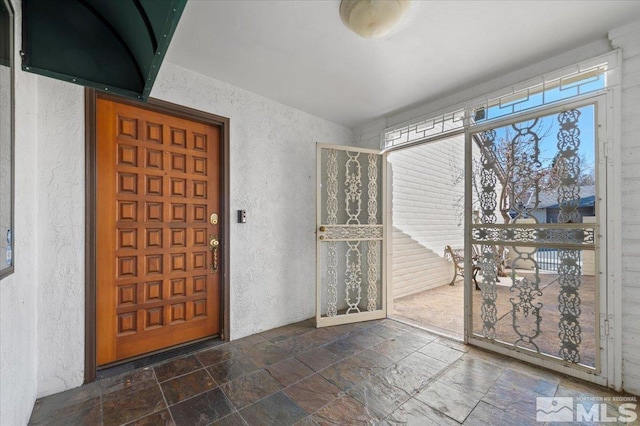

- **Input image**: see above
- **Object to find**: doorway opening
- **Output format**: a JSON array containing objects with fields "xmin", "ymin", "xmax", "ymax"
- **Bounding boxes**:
[{"xmin": 388, "ymin": 133, "xmax": 466, "ymax": 339}]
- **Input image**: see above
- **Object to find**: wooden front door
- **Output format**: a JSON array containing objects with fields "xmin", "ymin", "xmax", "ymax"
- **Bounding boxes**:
[{"xmin": 96, "ymin": 98, "xmax": 221, "ymax": 366}]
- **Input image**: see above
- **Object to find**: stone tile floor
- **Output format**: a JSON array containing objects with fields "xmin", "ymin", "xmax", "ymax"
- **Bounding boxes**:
[{"xmin": 29, "ymin": 319, "xmax": 638, "ymax": 425}]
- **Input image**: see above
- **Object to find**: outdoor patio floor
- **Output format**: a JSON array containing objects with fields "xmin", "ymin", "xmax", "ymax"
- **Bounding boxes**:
[
  {"xmin": 393, "ymin": 270, "xmax": 597, "ymax": 367},
  {"xmin": 28, "ymin": 317, "xmax": 636, "ymax": 425}
]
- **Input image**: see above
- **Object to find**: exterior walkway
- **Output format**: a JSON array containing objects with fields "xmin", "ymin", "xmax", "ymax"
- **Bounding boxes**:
[{"xmin": 29, "ymin": 319, "xmax": 636, "ymax": 425}]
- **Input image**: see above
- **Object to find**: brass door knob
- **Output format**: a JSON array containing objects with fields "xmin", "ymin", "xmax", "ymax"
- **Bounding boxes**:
[{"xmin": 210, "ymin": 236, "xmax": 220, "ymax": 272}]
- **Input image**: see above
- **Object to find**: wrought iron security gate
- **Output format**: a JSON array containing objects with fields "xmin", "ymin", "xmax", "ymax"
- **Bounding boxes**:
[
  {"xmin": 316, "ymin": 144, "xmax": 386, "ymax": 327},
  {"xmin": 466, "ymin": 98, "xmax": 607, "ymax": 380}
]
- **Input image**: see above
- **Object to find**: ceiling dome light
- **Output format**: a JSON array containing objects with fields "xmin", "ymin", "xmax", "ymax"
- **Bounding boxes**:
[{"xmin": 340, "ymin": 0, "xmax": 411, "ymax": 39}]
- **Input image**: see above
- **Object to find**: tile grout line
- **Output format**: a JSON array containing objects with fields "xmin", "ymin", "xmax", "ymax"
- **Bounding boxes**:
[
  {"xmin": 152, "ymin": 367, "xmax": 178, "ymax": 426},
  {"xmin": 228, "ymin": 331, "xmax": 392, "ymax": 423},
  {"xmin": 117, "ymin": 323, "xmax": 449, "ymax": 425},
  {"xmin": 111, "ymin": 369, "xmax": 170, "ymax": 426},
  {"xmin": 192, "ymin": 362, "xmax": 244, "ymax": 424}
]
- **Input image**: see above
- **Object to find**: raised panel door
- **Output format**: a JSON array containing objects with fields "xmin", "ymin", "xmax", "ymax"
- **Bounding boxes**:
[{"xmin": 96, "ymin": 98, "xmax": 221, "ymax": 365}]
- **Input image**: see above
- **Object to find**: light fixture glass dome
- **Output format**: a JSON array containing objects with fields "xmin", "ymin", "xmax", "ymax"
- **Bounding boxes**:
[{"xmin": 340, "ymin": 0, "xmax": 411, "ymax": 39}]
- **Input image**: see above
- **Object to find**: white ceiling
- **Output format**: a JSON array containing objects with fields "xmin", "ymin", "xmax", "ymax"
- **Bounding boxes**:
[{"xmin": 166, "ymin": 1, "xmax": 640, "ymax": 128}]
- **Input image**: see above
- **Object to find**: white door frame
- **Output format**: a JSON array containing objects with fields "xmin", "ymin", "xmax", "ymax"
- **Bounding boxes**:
[{"xmin": 464, "ymin": 93, "xmax": 612, "ymax": 387}]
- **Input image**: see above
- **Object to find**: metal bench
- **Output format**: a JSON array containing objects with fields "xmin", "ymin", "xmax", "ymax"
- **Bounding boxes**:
[{"xmin": 444, "ymin": 245, "xmax": 481, "ymax": 290}]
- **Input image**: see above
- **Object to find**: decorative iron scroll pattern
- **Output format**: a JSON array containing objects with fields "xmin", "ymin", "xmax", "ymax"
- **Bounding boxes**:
[
  {"xmin": 367, "ymin": 154, "xmax": 378, "ymax": 225},
  {"xmin": 557, "ymin": 110, "xmax": 582, "ymax": 224},
  {"xmin": 480, "ymin": 245, "xmax": 498, "ymax": 339},
  {"xmin": 479, "ymin": 130, "xmax": 498, "ymax": 225},
  {"xmin": 557, "ymin": 109, "xmax": 583, "ymax": 364},
  {"xmin": 327, "ymin": 150, "xmax": 338, "ymax": 226},
  {"xmin": 478, "ymin": 130, "xmax": 499, "ymax": 339},
  {"xmin": 345, "ymin": 241, "xmax": 362, "ymax": 314},
  {"xmin": 510, "ymin": 119, "xmax": 542, "ymax": 219},
  {"xmin": 345, "ymin": 152, "xmax": 362, "ymax": 224},
  {"xmin": 321, "ymin": 148, "xmax": 383, "ymax": 318},
  {"xmin": 558, "ymin": 249, "xmax": 582, "ymax": 362},
  {"xmin": 367, "ymin": 153, "xmax": 378, "ymax": 312},
  {"xmin": 471, "ymin": 226, "xmax": 595, "ymax": 247},
  {"xmin": 510, "ymin": 251, "xmax": 543, "ymax": 352},
  {"xmin": 326, "ymin": 149, "xmax": 338, "ymax": 317},
  {"xmin": 322, "ymin": 226, "xmax": 383, "ymax": 240},
  {"xmin": 366, "ymin": 243, "xmax": 377, "ymax": 312}
]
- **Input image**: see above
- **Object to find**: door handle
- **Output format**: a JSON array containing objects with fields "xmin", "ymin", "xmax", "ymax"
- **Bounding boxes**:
[{"xmin": 210, "ymin": 235, "xmax": 219, "ymax": 273}]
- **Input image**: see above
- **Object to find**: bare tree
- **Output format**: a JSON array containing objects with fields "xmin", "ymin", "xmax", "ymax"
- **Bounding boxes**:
[
  {"xmin": 452, "ymin": 116, "xmax": 595, "ymax": 276},
  {"xmin": 493, "ymin": 120, "xmax": 556, "ymax": 223},
  {"xmin": 476, "ymin": 120, "xmax": 557, "ymax": 276}
]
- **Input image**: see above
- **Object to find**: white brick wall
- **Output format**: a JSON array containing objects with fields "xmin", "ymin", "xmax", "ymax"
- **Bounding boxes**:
[
  {"xmin": 388, "ymin": 135, "xmax": 465, "ymax": 298},
  {"xmin": 610, "ymin": 20, "xmax": 640, "ymax": 395}
]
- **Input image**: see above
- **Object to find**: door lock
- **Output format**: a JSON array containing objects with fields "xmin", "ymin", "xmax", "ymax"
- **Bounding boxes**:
[{"xmin": 210, "ymin": 235, "xmax": 219, "ymax": 273}]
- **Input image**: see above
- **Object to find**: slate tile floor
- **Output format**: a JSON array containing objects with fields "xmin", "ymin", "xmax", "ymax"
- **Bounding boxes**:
[{"xmin": 29, "ymin": 319, "xmax": 638, "ymax": 425}]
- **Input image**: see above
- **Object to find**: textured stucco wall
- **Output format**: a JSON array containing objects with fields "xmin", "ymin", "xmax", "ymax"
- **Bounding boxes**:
[
  {"xmin": 35, "ymin": 78, "xmax": 85, "ymax": 397},
  {"xmin": 0, "ymin": 0, "xmax": 39, "ymax": 423},
  {"xmin": 152, "ymin": 62, "xmax": 353, "ymax": 339}
]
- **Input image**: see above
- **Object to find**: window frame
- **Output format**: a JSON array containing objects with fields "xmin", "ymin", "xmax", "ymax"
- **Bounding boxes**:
[{"xmin": 0, "ymin": 0, "xmax": 14, "ymax": 280}]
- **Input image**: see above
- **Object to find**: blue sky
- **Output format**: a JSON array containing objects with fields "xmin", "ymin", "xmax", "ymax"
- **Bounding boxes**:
[{"xmin": 480, "ymin": 74, "xmax": 603, "ymax": 176}]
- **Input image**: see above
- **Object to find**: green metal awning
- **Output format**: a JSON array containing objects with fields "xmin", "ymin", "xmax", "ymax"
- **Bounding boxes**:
[
  {"xmin": 0, "ymin": 1, "xmax": 9, "ymax": 67},
  {"xmin": 21, "ymin": 0, "xmax": 187, "ymax": 101}
]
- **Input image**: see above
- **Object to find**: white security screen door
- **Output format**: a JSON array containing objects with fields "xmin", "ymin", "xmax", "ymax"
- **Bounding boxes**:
[
  {"xmin": 316, "ymin": 144, "xmax": 386, "ymax": 327},
  {"xmin": 466, "ymin": 97, "xmax": 608, "ymax": 384}
]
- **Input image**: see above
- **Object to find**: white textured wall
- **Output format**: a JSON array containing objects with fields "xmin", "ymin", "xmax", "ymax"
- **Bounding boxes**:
[
  {"xmin": 0, "ymin": 0, "xmax": 39, "ymax": 423},
  {"xmin": 352, "ymin": 117, "xmax": 386, "ymax": 150},
  {"xmin": 388, "ymin": 137, "xmax": 465, "ymax": 298},
  {"xmin": 35, "ymin": 79, "xmax": 85, "ymax": 396},
  {"xmin": 610, "ymin": 20, "xmax": 640, "ymax": 396},
  {"xmin": 152, "ymin": 62, "xmax": 353, "ymax": 339}
]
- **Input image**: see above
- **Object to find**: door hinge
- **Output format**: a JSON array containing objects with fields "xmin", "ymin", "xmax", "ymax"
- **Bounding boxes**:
[
  {"xmin": 603, "ymin": 140, "xmax": 610, "ymax": 159},
  {"xmin": 600, "ymin": 314, "xmax": 614, "ymax": 341}
]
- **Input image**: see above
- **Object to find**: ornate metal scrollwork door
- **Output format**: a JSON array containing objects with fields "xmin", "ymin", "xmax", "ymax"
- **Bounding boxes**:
[
  {"xmin": 466, "ymin": 99, "xmax": 607, "ymax": 381},
  {"xmin": 316, "ymin": 144, "xmax": 386, "ymax": 327}
]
